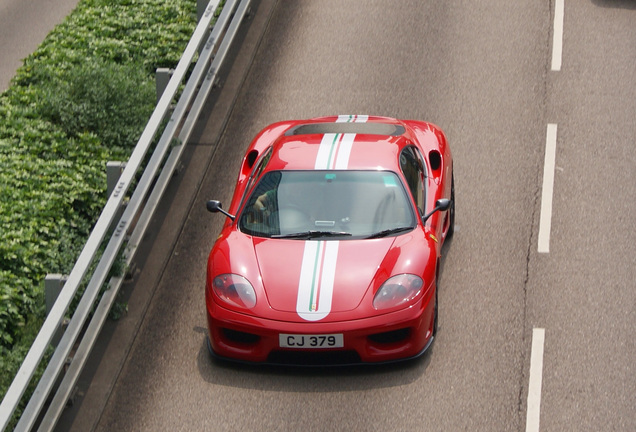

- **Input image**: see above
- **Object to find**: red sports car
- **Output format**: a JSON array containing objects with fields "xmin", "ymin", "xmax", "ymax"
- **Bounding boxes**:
[{"xmin": 205, "ymin": 115, "xmax": 454, "ymax": 365}]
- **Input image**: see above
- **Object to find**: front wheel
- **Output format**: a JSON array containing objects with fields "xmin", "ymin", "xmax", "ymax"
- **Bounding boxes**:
[
  {"xmin": 446, "ymin": 172, "xmax": 455, "ymax": 238},
  {"xmin": 433, "ymin": 288, "xmax": 438, "ymax": 336}
]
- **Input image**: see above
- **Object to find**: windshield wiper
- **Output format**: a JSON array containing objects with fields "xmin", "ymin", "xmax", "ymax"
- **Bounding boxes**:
[
  {"xmin": 366, "ymin": 226, "xmax": 413, "ymax": 239},
  {"xmin": 272, "ymin": 230, "xmax": 352, "ymax": 239}
]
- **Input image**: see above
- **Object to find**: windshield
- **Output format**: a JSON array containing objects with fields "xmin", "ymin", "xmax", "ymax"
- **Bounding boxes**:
[{"xmin": 239, "ymin": 170, "xmax": 416, "ymax": 239}]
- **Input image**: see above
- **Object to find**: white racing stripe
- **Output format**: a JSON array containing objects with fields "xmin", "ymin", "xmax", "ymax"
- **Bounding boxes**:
[
  {"xmin": 297, "ymin": 115, "xmax": 368, "ymax": 320},
  {"xmin": 334, "ymin": 133, "xmax": 355, "ymax": 170},
  {"xmin": 296, "ymin": 241, "xmax": 339, "ymax": 321},
  {"xmin": 315, "ymin": 133, "xmax": 350, "ymax": 170},
  {"xmin": 337, "ymin": 114, "xmax": 368, "ymax": 123},
  {"xmin": 315, "ymin": 115, "xmax": 367, "ymax": 170}
]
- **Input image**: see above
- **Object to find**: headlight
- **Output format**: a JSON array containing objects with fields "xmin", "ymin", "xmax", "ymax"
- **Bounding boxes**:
[
  {"xmin": 373, "ymin": 274, "xmax": 424, "ymax": 310},
  {"xmin": 212, "ymin": 274, "xmax": 256, "ymax": 309}
]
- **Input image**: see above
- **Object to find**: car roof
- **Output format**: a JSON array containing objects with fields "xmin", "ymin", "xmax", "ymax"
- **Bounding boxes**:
[{"xmin": 263, "ymin": 116, "xmax": 414, "ymax": 172}]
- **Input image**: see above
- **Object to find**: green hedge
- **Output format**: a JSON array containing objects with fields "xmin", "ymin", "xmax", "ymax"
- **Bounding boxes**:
[{"xmin": 0, "ymin": 0, "xmax": 201, "ymax": 422}]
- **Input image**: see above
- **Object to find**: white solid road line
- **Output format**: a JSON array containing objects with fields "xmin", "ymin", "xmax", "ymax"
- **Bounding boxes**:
[
  {"xmin": 538, "ymin": 124, "xmax": 557, "ymax": 253},
  {"xmin": 551, "ymin": 0, "xmax": 565, "ymax": 71},
  {"xmin": 526, "ymin": 328, "xmax": 546, "ymax": 432}
]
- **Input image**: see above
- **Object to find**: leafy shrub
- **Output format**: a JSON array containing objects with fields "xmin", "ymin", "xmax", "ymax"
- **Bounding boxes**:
[
  {"xmin": 38, "ymin": 60, "xmax": 155, "ymax": 159},
  {"xmin": 0, "ymin": 133, "xmax": 103, "ymax": 348},
  {"xmin": 0, "ymin": 0, "xmax": 198, "ymax": 416}
]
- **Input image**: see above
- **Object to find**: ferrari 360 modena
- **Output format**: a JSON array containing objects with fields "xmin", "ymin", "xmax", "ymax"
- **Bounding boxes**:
[{"xmin": 205, "ymin": 115, "xmax": 454, "ymax": 365}]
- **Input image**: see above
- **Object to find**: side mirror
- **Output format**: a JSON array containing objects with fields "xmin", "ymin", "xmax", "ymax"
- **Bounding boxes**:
[
  {"xmin": 422, "ymin": 198, "xmax": 452, "ymax": 223},
  {"xmin": 206, "ymin": 200, "xmax": 235, "ymax": 221}
]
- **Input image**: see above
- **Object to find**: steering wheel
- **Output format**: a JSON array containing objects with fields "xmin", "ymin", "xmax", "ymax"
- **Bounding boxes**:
[{"xmin": 270, "ymin": 205, "xmax": 312, "ymax": 232}]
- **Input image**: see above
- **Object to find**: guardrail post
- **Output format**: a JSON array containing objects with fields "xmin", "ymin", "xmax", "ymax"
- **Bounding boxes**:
[
  {"xmin": 45, "ymin": 274, "xmax": 69, "ymax": 347},
  {"xmin": 155, "ymin": 68, "xmax": 174, "ymax": 104},
  {"xmin": 106, "ymin": 161, "xmax": 126, "ymax": 196},
  {"xmin": 107, "ymin": 161, "xmax": 127, "ymax": 235}
]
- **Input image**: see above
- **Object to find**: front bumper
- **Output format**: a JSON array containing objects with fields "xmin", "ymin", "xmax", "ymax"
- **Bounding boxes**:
[{"xmin": 206, "ymin": 293, "xmax": 436, "ymax": 365}]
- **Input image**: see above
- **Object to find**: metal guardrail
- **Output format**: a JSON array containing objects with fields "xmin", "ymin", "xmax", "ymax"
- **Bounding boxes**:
[{"xmin": 0, "ymin": 0, "xmax": 252, "ymax": 430}]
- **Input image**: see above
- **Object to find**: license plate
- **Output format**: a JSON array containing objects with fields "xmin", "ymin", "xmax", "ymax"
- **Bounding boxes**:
[{"xmin": 279, "ymin": 333, "xmax": 344, "ymax": 349}]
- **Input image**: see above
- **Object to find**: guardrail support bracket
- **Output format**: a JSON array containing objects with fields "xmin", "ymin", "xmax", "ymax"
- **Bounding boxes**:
[
  {"xmin": 45, "ymin": 274, "xmax": 69, "ymax": 347},
  {"xmin": 156, "ymin": 68, "xmax": 175, "ymax": 103}
]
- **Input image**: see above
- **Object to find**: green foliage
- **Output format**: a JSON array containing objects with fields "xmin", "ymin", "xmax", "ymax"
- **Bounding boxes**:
[
  {"xmin": 0, "ymin": 133, "xmax": 102, "ymax": 348},
  {"xmin": 37, "ymin": 60, "xmax": 155, "ymax": 158},
  {"xmin": 12, "ymin": 0, "xmax": 198, "ymax": 86},
  {"xmin": 0, "ymin": 0, "xmax": 197, "ymax": 410}
]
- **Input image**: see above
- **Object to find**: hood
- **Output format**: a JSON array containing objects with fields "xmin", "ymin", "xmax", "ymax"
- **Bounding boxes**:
[{"xmin": 254, "ymin": 237, "xmax": 398, "ymax": 320}]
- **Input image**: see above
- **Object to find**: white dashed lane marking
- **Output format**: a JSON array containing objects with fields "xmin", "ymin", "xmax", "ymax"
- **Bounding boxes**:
[
  {"xmin": 526, "ymin": 328, "xmax": 546, "ymax": 432},
  {"xmin": 538, "ymin": 124, "xmax": 557, "ymax": 253},
  {"xmin": 551, "ymin": 0, "xmax": 565, "ymax": 71}
]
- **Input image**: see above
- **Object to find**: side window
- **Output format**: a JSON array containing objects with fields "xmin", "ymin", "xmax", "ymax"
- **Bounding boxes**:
[{"xmin": 399, "ymin": 147, "xmax": 425, "ymax": 215}]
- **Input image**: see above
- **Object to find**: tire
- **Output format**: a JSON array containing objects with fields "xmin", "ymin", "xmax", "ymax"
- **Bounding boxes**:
[
  {"xmin": 433, "ymin": 267, "xmax": 439, "ymax": 336},
  {"xmin": 433, "ymin": 288, "xmax": 438, "ymax": 336},
  {"xmin": 446, "ymin": 172, "xmax": 455, "ymax": 238}
]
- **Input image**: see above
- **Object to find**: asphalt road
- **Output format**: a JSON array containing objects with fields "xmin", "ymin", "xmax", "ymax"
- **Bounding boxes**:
[
  {"xmin": 56, "ymin": 0, "xmax": 635, "ymax": 431},
  {"xmin": 0, "ymin": 0, "xmax": 81, "ymax": 92}
]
